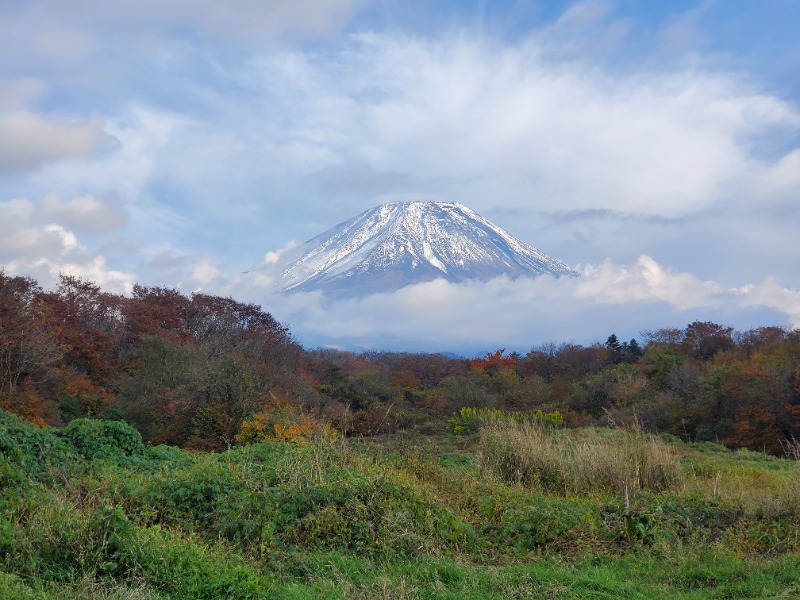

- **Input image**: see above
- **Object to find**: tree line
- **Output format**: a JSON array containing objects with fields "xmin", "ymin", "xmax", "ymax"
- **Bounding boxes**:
[{"xmin": 2, "ymin": 269, "xmax": 799, "ymax": 453}]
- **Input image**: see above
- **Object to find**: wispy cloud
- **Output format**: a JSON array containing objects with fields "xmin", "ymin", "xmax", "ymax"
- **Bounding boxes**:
[{"xmin": 0, "ymin": 80, "xmax": 113, "ymax": 175}]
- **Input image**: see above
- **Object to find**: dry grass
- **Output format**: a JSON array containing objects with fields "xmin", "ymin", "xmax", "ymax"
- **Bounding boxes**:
[
  {"xmin": 479, "ymin": 421, "xmax": 683, "ymax": 496},
  {"xmin": 782, "ymin": 436, "xmax": 800, "ymax": 460},
  {"xmin": 683, "ymin": 458, "xmax": 800, "ymax": 519}
]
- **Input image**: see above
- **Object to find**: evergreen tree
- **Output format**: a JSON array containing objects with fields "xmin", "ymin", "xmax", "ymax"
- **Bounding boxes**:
[{"xmin": 606, "ymin": 334, "xmax": 621, "ymax": 351}]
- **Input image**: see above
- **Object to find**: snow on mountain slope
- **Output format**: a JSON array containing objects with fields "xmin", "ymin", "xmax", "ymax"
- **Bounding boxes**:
[{"xmin": 276, "ymin": 201, "xmax": 578, "ymax": 296}]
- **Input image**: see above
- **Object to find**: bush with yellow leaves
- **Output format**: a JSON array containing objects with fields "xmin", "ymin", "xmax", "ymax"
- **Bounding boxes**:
[{"xmin": 236, "ymin": 393, "xmax": 336, "ymax": 445}]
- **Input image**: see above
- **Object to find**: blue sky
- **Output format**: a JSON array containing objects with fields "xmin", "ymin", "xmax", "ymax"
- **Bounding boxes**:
[{"xmin": 1, "ymin": 1, "xmax": 799, "ymax": 354}]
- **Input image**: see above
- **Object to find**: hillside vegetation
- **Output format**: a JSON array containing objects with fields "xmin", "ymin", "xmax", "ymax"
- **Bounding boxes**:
[
  {"xmin": 2, "ymin": 270, "xmax": 800, "ymax": 455},
  {"xmin": 2, "ymin": 270, "xmax": 800, "ymax": 597}
]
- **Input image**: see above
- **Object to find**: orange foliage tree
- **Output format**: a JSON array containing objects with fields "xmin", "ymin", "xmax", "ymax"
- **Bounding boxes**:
[{"xmin": 469, "ymin": 349, "xmax": 519, "ymax": 373}]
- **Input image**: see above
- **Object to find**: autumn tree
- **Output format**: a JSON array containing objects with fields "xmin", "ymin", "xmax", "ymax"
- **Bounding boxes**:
[
  {"xmin": 115, "ymin": 336, "xmax": 206, "ymax": 445},
  {"xmin": 186, "ymin": 293, "xmax": 291, "ymax": 358},
  {"xmin": 682, "ymin": 321, "xmax": 735, "ymax": 360},
  {"xmin": 469, "ymin": 349, "xmax": 518, "ymax": 373},
  {"xmin": 122, "ymin": 285, "xmax": 192, "ymax": 344},
  {"xmin": 388, "ymin": 370, "xmax": 422, "ymax": 390},
  {"xmin": 552, "ymin": 343, "xmax": 607, "ymax": 380},
  {"xmin": 0, "ymin": 272, "xmax": 60, "ymax": 394},
  {"xmin": 641, "ymin": 327, "xmax": 684, "ymax": 348},
  {"xmin": 521, "ymin": 342, "xmax": 559, "ymax": 381},
  {"xmin": 0, "ymin": 271, "xmax": 62, "ymax": 424},
  {"xmin": 393, "ymin": 352, "xmax": 469, "ymax": 387},
  {"xmin": 735, "ymin": 326, "xmax": 787, "ymax": 357},
  {"xmin": 51, "ymin": 274, "xmax": 124, "ymax": 371}
]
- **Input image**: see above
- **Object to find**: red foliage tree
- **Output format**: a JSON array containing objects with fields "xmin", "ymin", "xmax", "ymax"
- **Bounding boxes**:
[
  {"xmin": 122, "ymin": 285, "xmax": 192, "ymax": 344},
  {"xmin": 0, "ymin": 271, "xmax": 62, "ymax": 424}
]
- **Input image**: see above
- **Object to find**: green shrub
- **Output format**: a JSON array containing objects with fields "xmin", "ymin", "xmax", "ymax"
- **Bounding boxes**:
[
  {"xmin": 58, "ymin": 418, "xmax": 145, "ymax": 461},
  {"xmin": 0, "ymin": 410, "xmax": 78, "ymax": 481},
  {"xmin": 2, "ymin": 502, "xmax": 135, "ymax": 581},
  {"xmin": 1, "ymin": 488, "xmax": 266, "ymax": 599},
  {"xmin": 0, "ymin": 457, "xmax": 26, "ymax": 495},
  {"xmin": 5, "ymin": 407, "xmax": 800, "ymax": 598}
]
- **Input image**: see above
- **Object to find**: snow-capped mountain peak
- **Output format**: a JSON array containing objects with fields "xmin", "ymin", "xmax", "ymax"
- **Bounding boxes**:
[{"xmin": 275, "ymin": 201, "xmax": 578, "ymax": 296}]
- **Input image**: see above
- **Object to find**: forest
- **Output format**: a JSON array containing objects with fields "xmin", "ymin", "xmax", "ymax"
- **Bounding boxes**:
[{"xmin": 2, "ymin": 269, "xmax": 799, "ymax": 454}]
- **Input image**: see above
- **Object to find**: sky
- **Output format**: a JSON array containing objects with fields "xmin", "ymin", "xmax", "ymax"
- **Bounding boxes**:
[{"xmin": 1, "ymin": 0, "xmax": 800, "ymax": 355}]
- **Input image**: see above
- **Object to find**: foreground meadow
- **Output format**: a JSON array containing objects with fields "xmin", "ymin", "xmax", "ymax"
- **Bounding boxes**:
[{"xmin": 2, "ymin": 409, "xmax": 799, "ymax": 599}]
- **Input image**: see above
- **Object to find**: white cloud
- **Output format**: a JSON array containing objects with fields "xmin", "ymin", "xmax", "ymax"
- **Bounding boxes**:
[
  {"xmin": 575, "ymin": 255, "xmax": 722, "ymax": 309},
  {"xmin": 5, "ymin": 5, "xmax": 794, "ymax": 289},
  {"xmin": 38, "ymin": 104, "xmax": 186, "ymax": 197},
  {"xmin": 55, "ymin": 256, "xmax": 136, "ymax": 295},
  {"xmin": 264, "ymin": 241, "xmax": 299, "ymax": 265},
  {"xmin": 0, "ymin": 78, "xmax": 47, "ymax": 111},
  {"xmin": 42, "ymin": 224, "xmax": 80, "ymax": 251},
  {"xmin": 0, "ymin": 78, "xmax": 113, "ymax": 178},
  {"xmin": 226, "ymin": 255, "xmax": 799, "ymax": 352},
  {"xmin": 139, "ymin": 0, "xmax": 365, "ymax": 42},
  {"xmin": 0, "ymin": 79, "xmax": 115, "ymax": 175},
  {"xmin": 190, "ymin": 258, "xmax": 220, "ymax": 287},
  {"xmin": 224, "ymin": 30, "xmax": 799, "ymax": 226},
  {"xmin": 0, "ymin": 196, "xmax": 135, "ymax": 294},
  {"xmin": 754, "ymin": 149, "xmax": 800, "ymax": 200},
  {"xmin": 734, "ymin": 279, "xmax": 800, "ymax": 328}
]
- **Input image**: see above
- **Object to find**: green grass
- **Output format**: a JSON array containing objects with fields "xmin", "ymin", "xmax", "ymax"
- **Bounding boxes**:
[{"xmin": 2, "ymin": 410, "xmax": 800, "ymax": 598}]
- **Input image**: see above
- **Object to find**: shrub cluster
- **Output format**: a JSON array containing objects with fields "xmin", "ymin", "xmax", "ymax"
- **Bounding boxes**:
[{"xmin": 235, "ymin": 393, "xmax": 336, "ymax": 445}]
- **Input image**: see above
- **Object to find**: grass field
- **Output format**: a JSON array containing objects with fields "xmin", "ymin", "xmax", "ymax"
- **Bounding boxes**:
[{"xmin": 2, "ymin": 409, "xmax": 799, "ymax": 598}]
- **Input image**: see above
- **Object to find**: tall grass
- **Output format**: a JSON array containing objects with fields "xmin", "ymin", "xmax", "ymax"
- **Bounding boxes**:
[
  {"xmin": 479, "ymin": 421, "xmax": 683, "ymax": 496},
  {"xmin": 448, "ymin": 407, "xmax": 564, "ymax": 435},
  {"xmin": 682, "ymin": 452, "xmax": 800, "ymax": 519}
]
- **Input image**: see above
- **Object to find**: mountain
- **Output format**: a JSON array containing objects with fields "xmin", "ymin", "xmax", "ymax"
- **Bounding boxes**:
[{"xmin": 275, "ymin": 201, "xmax": 578, "ymax": 297}]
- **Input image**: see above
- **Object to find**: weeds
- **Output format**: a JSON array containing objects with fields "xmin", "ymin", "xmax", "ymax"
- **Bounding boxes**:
[
  {"xmin": 782, "ymin": 436, "xmax": 800, "ymax": 460},
  {"xmin": 448, "ymin": 406, "xmax": 564, "ymax": 435},
  {"xmin": 682, "ymin": 451, "xmax": 800, "ymax": 520},
  {"xmin": 478, "ymin": 420, "xmax": 683, "ymax": 495}
]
